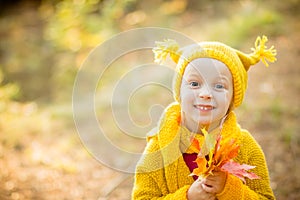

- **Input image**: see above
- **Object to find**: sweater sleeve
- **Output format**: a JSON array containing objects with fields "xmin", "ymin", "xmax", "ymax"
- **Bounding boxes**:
[
  {"xmin": 216, "ymin": 131, "xmax": 275, "ymax": 200},
  {"xmin": 132, "ymin": 171, "xmax": 190, "ymax": 200},
  {"xmin": 132, "ymin": 135, "xmax": 190, "ymax": 200}
]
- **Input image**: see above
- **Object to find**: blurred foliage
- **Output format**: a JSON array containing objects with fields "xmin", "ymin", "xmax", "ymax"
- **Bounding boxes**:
[
  {"xmin": 41, "ymin": 0, "xmax": 137, "ymax": 51},
  {"xmin": 0, "ymin": 68, "xmax": 52, "ymax": 149},
  {"xmin": 208, "ymin": 8, "xmax": 284, "ymax": 47},
  {"xmin": 0, "ymin": 0, "xmax": 139, "ymax": 102},
  {"xmin": 0, "ymin": 0, "xmax": 294, "ymax": 102},
  {"xmin": 0, "ymin": 69, "xmax": 20, "ymax": 102}
]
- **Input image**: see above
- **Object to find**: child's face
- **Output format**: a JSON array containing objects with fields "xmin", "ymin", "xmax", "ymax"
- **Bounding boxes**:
[{"xmin": 180, "ymin": 58, "xmax": 233, "ymax": 132}]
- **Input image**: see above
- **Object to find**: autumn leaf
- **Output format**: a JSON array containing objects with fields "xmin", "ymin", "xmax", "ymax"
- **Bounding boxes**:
[
  {"xmin": 190, "ymin": 128, "xmax": 260, "ymax": 182},
  {"xmin": 190, "ymin": 136, "xmax": 201, "ymax": 152},
  {"xmin": 221, "ymin": 161, "xmax": 261, "ymax": 183},
  {"xmin": 191, "ymin": 157, "xmax": 207, "ymax": 177},
  {"xmin": 214, "ymin": 136, "xmax": 240, "ymax": 167},
  {"xmin": 199, "ymin": 128, "xmax": 215, "ymax": 157}
]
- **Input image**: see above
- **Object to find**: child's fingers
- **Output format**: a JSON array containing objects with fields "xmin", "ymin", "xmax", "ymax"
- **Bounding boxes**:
[{"xmin": 201, "ymin": 183, "xmax": 216, "ymax": 194}]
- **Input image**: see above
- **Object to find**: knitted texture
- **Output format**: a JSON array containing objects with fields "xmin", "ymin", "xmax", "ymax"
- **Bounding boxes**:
[
  {"xmin": 153, "ymin": 36, "xmax": 277, "ymax": 108},
  {"xmin": 132, "ymin": 103, "xmax": 275, "ymax": 199}
]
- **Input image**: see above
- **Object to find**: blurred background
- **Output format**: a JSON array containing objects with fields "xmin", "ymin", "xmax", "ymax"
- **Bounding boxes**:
[{"xmin": 0, "ymin": 0, "xmax": 299, "ymax": 199}]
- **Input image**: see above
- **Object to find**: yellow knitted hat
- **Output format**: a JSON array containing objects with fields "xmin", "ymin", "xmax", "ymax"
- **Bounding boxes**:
[{"xmin": 153, "ymin": 36, "xmax": 277, "ymax": 108}]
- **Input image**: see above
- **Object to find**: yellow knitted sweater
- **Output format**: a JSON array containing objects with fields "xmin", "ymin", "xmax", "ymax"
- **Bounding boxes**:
[{"xmin": 132, "ymin": 103, "xmax": 275, "ymax": 199}]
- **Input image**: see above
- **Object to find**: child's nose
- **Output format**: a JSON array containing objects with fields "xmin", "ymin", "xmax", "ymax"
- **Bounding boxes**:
[{"xmin": 198, "ymin": 86, "xmax": 212, "ymax": 100}]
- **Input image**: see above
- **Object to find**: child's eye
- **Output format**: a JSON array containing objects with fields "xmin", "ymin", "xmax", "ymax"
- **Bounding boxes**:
[
  {"xmin": 215, "ymin": 83, "xmax": 225, "ymax": 89},
  {"xmin": 189, "ymin": 81, "xmax": 200, "ymax": 88}
]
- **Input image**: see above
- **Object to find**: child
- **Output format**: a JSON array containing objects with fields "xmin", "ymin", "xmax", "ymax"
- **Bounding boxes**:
[{"xmin": 132, "ymin": 36, "xmax": 276, "ymax": 199}]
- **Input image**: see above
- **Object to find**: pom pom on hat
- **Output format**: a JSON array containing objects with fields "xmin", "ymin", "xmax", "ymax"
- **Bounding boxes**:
[
  {"xmin": 153, "ymin": 39, "xmax": 182, "ymax": 64},
  {"xmin": 237, "ymin": 35, "xmax": 277, "ymax": 70},
  {"xmin": 153, "ymin": 36, "xmax": 277, "ymax": 108}
]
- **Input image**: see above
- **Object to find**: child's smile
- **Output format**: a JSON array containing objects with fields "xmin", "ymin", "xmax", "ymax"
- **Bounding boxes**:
[{"xmin": 194, "ymin": 104, "xmax": 215, "ymax": 112}]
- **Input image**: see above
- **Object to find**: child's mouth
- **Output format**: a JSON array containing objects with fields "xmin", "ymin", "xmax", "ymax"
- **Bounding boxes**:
[{"xmin": 194, "ymin": 105, "xmax": 214, "ymax": 111}]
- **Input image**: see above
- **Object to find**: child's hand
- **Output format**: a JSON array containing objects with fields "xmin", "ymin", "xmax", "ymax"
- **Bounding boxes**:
[
  {"xmin": 187, "ymin": 179, "xmax": 216, "ymax": 200},
  {"xmin": 201, "ymin": 170, "xmax": 227, "ymax": 194}
]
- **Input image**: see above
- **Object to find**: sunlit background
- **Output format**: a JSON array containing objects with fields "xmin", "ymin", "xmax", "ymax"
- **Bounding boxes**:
[{"xmin": 0, "ymin": 0, "xmax": 299, "ymax": 199}]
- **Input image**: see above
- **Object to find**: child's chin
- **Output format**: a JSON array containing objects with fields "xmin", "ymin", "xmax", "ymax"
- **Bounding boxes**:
[{"xmin": 197, "ymin": 118, "xmax": 213, "ymax": 125}]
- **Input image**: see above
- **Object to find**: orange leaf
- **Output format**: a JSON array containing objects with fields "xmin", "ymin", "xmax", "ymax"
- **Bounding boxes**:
[
  {"xmin": 189, "ymin": 129, "xmax": 259, "ymax": 182},
  {"xmin": 190, "ymin": 137, "xmax": 201, "ymax": 152},
  {"xmin": 191, "ymin": 157, "xmax": 207, "ymax": 177},
  {"xmin": 215, "ymin": 137, "xmax": 240, "ymax": 167}
]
